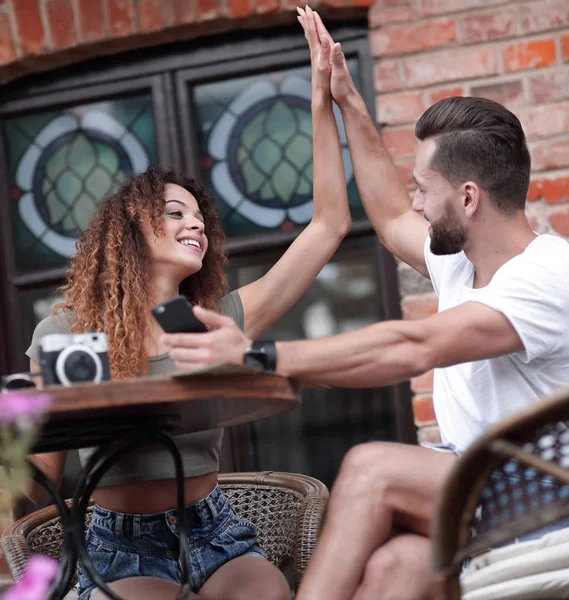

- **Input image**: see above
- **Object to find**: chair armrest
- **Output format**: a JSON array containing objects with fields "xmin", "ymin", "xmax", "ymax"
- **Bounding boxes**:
[
  {"xmin": 1, "ymin": 533, "xmax": 31, "ymax": 584},
  {"xmin": 294, "ymin": 494, "xmax": 328, "ymax": 590}
]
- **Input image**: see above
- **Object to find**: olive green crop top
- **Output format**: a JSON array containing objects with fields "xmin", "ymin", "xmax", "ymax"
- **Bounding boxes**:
[{"xmin": 25, "ymin": 291, "xmax": 244, "ymax": 487}]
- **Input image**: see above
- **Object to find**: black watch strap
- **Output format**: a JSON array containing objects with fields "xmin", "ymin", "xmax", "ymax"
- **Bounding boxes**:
[{"xmin": 243, "ymin": 340, "xmax": 277, "ymax": 372}]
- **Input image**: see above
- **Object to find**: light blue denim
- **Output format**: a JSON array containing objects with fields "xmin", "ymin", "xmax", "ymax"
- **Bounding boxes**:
[{"xmin": 77, "ymin": 485, "xmax": 265, "ymax": 599}]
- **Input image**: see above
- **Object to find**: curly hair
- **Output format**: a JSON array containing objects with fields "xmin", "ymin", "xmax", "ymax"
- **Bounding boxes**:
[{"xmin": 53, "ymin": 166, "xmax": 227, "ymax": 379}]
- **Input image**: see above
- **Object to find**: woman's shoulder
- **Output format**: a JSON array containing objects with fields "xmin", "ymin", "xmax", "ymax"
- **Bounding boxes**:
[{"xmin": 33, "ymin": 309, "xmax": 74, "ymax": 338}]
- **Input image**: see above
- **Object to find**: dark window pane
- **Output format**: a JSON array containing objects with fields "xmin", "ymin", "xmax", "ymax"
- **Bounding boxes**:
[
  {"xmin": 226, "ymin": 236, "xmax": 398, "ymax": 487},
  {"xmin": 4, "ymin": 95, "xmax": 158, "ymax": 273},
  {"xmin": 194, "ymin": 61, "xmax": 366, "ymax": 238}
]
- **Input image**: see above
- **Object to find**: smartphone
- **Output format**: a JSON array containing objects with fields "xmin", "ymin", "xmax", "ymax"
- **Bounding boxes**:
[{"xmin": 151, "ymin": 295, "xmax": 207, "ymax": 333}]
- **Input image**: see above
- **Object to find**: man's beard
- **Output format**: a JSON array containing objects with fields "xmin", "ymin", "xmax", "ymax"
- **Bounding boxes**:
[{"xmin": 429, "ymin": 201, "xmax": 468, "ymax": 256}]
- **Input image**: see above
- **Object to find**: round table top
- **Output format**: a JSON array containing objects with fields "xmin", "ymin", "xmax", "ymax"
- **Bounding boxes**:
[{"xmin": 20, "ymin": 364, "xmax": 301, "ymax": 453}]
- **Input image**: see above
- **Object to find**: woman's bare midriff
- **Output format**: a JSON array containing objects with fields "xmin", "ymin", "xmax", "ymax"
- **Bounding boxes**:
[{"xmin": 92, "ymin": 471, "xmax": 218, "ymax": 514}]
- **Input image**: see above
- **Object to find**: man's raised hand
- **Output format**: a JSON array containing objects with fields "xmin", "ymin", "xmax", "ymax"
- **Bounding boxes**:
[{"xmin": 312, "ymin": 11, "xmax": 358, "ymax": 107}]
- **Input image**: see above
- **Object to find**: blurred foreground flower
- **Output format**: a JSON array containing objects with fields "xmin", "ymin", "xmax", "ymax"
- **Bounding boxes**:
[
  {"xmin": 0, "ymin": 394, "xmax": 51, "ymax": 425},
  {"xmin": 2, "ymin": 555, "xmax": 59, "ymax": 600},
  {"xmin": 1, "ymin": 392, "xmax": 53, "ymax": 599}
]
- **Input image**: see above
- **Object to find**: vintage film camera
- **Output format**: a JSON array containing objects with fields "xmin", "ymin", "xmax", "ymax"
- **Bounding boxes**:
[{"xmin": 39, "ymin": 332, "xmax": 111, "ymax": 386}]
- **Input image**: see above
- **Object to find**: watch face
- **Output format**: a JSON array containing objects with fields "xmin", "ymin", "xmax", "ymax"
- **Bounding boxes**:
[{"xmin": 244, "ymin": 349, "xmax": 266, "ymax": 369}]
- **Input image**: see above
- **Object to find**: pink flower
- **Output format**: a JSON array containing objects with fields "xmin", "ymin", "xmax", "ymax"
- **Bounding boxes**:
[
  {"xmin": 2, "ymin": 555, "xmax": 59, "ymax": 600},
  {"xmin": 0, "ymin": 394, "xmax": 51, "ymax": 425}
]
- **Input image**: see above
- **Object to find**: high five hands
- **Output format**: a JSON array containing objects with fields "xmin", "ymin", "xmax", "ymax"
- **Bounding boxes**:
[{"xmin": 296, "ymin": 6, "xmax": 357, "ymax": 105}]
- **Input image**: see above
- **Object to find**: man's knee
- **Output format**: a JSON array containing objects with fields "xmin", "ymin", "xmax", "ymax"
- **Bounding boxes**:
[
  {"xmin": 340, "ymin": 442, "xmax": 392, "ymax": 476},
  {"xmin": 359, "ymin": 535, "xmax": 431, "ymax": 599}
]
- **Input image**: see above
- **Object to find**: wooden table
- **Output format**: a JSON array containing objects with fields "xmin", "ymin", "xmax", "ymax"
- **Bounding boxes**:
[{"xmin": 20, "ymin": 364, "xmax": 301, "ymax": 600}]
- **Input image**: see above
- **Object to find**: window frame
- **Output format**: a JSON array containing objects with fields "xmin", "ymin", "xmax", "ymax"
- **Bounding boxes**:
[{"xmin": 0, "ymin": 24, "xmax": 416, "ymax": 444}]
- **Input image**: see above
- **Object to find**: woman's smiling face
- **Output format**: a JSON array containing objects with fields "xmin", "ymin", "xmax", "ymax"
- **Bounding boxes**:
[{"xmin": 141, "ymin": 183, "xmax": 209, "ymax": 280}]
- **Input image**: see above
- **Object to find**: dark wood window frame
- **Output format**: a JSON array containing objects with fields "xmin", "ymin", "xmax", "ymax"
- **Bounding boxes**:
[{"xmin": 0, "ymin": 23, "xmax": 416, "ymax": 444}]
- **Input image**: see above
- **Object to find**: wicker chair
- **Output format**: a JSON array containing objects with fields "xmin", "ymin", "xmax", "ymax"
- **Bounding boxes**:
[
  {"xmin": 431, "ymin": 385, "xmax": 569, "ymax": 600},
  {"xmin": 0, "ymin": 471, "xmax": 328, "ymax": 594}
]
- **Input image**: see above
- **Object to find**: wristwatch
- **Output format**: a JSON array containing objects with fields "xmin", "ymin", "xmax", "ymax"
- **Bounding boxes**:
[{"xmin": 243, "ymin": 340, "xmax": 277, "ymax": 372}]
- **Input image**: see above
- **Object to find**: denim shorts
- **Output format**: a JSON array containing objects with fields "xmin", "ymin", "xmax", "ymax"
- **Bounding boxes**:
[{"xmin": 77, "ymin": 485, "xmax": 266, "ymax": 599}]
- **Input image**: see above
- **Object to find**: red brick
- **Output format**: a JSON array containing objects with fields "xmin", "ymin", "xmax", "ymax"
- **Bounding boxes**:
[
  {"xmin": 550, "ymin": 206, "xmax": 569, "ymax": 235},
  {"xmin": 527, "ymin": 178, "xmax": 543, "ymax": 201},
  {"xmin": 528, "ymin": 69, "xmax": 569, "ymax": 103},
  {"xmin": 401, "ymin": 293, "xmax": 438, "ymax": 320},
  {"xmin": 461, "ymin": 8, "xmax": 516, "ymax": 43},
  {"xmin": 196, "ymin": 0, "xmax": 221, "ymax": 20},
  {"xmin": 163, "ymin": 0, "xmax": 193, "ymax": 25},
  {"xmin": 13, "ymin": 0, "xmax": 46, "ymax": 54},
  {"xmin": 395, "ymin": 158, "xmax": 415, "ymax": 187},
  {"xmin": 504, "ymin": 39, "xmax": 556, "ymax": 72},
  {"xmin": 429, "ymin": 86, "xmax": 464, "ymax": 104},
  {"xmin": 0, "ymin": 13, "xmax": 16, "ymax": 65},
  {"xmin": 542, "ymin": 176, "xmax": 569, "ymax": 204},
  {"xmin": 374, "ymin": 59, "xmax": 403, "ymax": 92},
  {"xmin": 411, "ymin": 369, "xmax": 434, "ymax": 392},
  {"xmin": 370, "ymin": 19, "xmax": 456, "ymax": 57},
  {"xmin": 404, "ymin": 46, "xmax": 498, "ymax": 87},
  {"xmin": 418, "ymin": 0, "xmax": 465, "ymax": 17},
  {"xmin": 377, "ymin": 91, "xmax": 424, "ymax": 125},
  {"xmin": 107, "ymin": 0, "xmax": 134, "ymax": 37},
  {"xmin": 517, "ymin": 102, "xmax": 569, "ymax": 139},
  {"xmin": 46, "ymin": 0, "xmax": 76, "ymax": 50},
  {"xmin": 531, "ymin": 138, "xmax": 569, "ymax": 171},
  {"xmin": 369, "ymin": 4, "xmax": 415, "ymax": 28},
  {"xmin": 413, "ymin": 394, "xmax": 437, "ymax": 425},
  {"xmin": 520, "ymin": 0, "xmax": 569, "ymax": 34},
  {"xmin": 562, "ymin": 35, "xmax": 569, "ymax": 61},
  {"xmin": 381, "ymin": 126, "xmax": 417, "ymax": 159},
  {"xmin": 417, "ymin": 424, "xmax": 442, "ymax": 444},
  {"xmin": 255, "ymin": 0, "xmax": 279, "ymax": 15},
  {"xmin": 77, "ymin": 0, "xmax": 106, "ymax": 42},
  {"xmin": 471, "ymin": 80, "xmax": 523, "ymax": 106},
  {"xmin": 137, "ymin": 0, "xmax": 163, "ymax": 33},
  {"xmin": 227, "ymin": 0, "xmax": 251, "ymax": 18}
]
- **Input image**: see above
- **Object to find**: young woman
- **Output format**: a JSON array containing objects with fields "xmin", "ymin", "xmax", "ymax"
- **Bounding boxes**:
[{"xmin": 25, "ymin": 37, "xmax": 350, "ymax": 600}]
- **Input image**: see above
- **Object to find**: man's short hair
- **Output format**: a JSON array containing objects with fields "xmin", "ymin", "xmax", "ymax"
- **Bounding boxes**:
[{"xmin": 415, "ymin": 96, "xmax": 531, "ymax": 214}]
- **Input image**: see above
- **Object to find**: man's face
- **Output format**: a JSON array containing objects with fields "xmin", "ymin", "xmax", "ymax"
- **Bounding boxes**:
[{"xmin": 412, "ymin": 139, "xmax": 468, "ymax": 256}]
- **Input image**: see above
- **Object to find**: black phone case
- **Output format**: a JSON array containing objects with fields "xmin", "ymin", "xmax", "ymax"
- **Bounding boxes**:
[{"xmin": 151, "ymin": 295, "xmax": 207, "ymax": 333}]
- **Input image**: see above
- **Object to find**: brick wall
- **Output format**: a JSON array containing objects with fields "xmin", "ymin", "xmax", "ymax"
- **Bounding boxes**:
[
  {"xmin": 371, "ymin": 0, "xmax": 569, "ymax": 442},
  {"xmin": 0, "ymin": 0, "xmax": 568, "ymax": 441}
]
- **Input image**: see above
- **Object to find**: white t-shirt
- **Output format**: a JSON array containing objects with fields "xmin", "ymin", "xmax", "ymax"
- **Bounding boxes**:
[{"xmin": 425, "ymin": 234, "xmax": 569, "ymax": 452}]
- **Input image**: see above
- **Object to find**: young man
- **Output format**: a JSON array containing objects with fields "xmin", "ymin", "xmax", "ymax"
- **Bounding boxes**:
[{"xmin": 162, "ymin": 9, "xmax": 569, "ymax": 600}]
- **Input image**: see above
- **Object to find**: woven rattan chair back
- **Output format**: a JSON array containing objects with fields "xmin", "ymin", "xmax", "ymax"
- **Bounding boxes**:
[
  {"xmin": 431, "ymin": 385, "xmax": 569, "ymax": 600},
  {"xmin": 0, "ymin": 471, "xmax": 328, "ymax": 592}
]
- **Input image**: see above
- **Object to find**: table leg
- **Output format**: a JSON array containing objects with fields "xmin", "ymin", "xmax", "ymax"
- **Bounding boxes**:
[
  {"xmin": 70, "ymin": 428, "xmax": 192, "ymax": 600},
  {"xmin": 29, "ymin": 426, "xmax": 192, "ymax": 600},
  {"xmin": 28, "ymin": 463, "xmax": 77, "ymax": 600}
]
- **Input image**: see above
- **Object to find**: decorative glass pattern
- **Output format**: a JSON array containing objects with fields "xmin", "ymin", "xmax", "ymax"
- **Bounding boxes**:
[
  {"xmin": 4, "ymin": 95, "xmax": 157, "ymax": 272},
  {"xmin": 195, "ymin": 62, "xmax": 365, "ymax": 237}
]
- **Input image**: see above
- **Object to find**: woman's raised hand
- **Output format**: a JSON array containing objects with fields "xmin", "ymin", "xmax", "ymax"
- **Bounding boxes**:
[{"xmin": 297, "ymin": 5, "xmax": 332, "ymax": 96}]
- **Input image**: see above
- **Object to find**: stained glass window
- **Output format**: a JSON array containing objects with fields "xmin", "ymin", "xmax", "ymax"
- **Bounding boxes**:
[
  {"xmin": 194, "ymin": 62, "xmax": 365, "ymax": 237},
  {"xmin": 4, "ymin": 95, "xmax": 157, "ymax": 272}
]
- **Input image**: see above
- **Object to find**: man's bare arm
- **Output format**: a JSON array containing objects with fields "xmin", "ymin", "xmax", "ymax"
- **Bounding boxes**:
[
  {"xmin": 315, "ymin": 12, "xmax": 429, "ymax": 277},
  {"xmin": 275, "ymin": 301, "xmax": 523, "ymax": 387}
]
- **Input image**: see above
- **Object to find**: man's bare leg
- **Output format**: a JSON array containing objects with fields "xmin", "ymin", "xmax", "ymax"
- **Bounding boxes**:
[
  {"xmin": 295, "ymin": 442, "xmax": 457, "ymax": 600},
  {"xmin": 353, "ymin": 534, "xmax": 432, "ymax": 600}
]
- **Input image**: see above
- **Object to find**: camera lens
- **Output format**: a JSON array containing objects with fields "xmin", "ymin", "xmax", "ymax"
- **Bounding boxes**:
[
  {"xmin": 64, "ymin": 351, "xmax": 98, "ymax": 381},
  {"xmin": 55, "ymin": 345, "xmax": 103, "ymax": 386}
]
